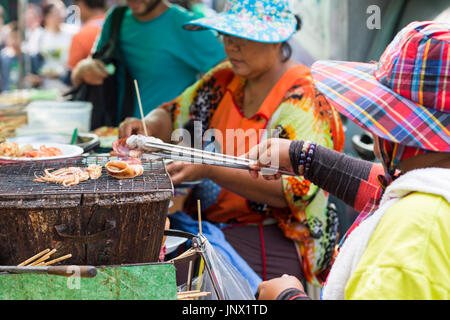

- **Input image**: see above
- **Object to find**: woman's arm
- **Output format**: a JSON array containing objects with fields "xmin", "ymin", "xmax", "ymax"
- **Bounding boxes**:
[
  {"xmin": 249, "ymin": 138, "xmax": 383, "ymax": 212},
  {"xmin": 290, "ymin": 141, "xmax": 383, "ymax": 212},
  {"xmin": 257, "ymin": 275, "xmax": 311, "ymax": 300}
]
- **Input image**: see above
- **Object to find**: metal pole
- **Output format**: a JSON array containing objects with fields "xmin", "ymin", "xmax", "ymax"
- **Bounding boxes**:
[{"xmin": 17, "ymin": 0, "xmax": 28, "ymax": 89}]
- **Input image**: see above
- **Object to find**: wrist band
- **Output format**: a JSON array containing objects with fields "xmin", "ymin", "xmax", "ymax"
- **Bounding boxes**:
[{"xmin": 288, "ymin": 140, "xmax": 304, "ymax": 175}]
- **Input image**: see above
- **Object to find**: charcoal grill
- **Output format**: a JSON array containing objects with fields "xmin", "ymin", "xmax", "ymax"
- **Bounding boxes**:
[{"xmin": 0, "ymin": 156, "xmax": 173, "ymax": 266}]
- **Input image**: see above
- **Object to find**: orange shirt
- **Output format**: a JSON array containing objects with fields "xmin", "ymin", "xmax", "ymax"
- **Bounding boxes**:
[
  {"xmin": 204, "ymin": 65, "xmax": 313, "ymax": 223},
  {"xmin": 67, "ymin": 15, "xmax": 105, "ymax": 69}
]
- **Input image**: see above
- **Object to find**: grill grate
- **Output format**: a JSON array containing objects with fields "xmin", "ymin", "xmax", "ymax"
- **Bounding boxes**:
[{"xmin": 0, "ymin": 156, "xmax": 173, "ymax": 196}]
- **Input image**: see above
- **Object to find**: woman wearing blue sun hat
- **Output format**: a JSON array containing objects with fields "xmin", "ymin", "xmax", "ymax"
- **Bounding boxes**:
[{"xmin": 119, "ymin": 0, "xmax": 345, "ymax": 291}]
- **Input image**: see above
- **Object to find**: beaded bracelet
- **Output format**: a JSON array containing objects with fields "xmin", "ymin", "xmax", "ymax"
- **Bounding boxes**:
[
  {"xmin": 298, "ymin": 141, "xmax": 311, "ymax": 176},
  {"xmin": 304, "ymin": 142, "xmax": 317, "ymax": 178}
]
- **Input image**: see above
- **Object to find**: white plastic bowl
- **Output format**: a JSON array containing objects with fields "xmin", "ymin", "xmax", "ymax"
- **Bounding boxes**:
[{"xmin": 26, "ymin": 101, "xmax": 93, "ymax": 133}]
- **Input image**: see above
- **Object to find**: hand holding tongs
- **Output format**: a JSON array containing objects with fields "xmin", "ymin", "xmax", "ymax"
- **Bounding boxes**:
[{"xmin": 126, "ymin": 135, "xmax": 296, "ymax": 176}]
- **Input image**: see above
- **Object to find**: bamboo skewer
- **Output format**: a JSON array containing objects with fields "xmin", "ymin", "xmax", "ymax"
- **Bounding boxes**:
[
  {"xmin": 36, "ymin": 254, "xmax": 73, "ymax": 266},
  {"xmin": 178, "ymin": 289, "xmax": 200, "ymax": 295},
  {"xmin": 134, "ymin": 80, "xmax": 149, "ymax": 137},
  {"xmin": 17, "ymin": 249, "xmax": 50, "ymax": 266},
  {"xmin": 197, "ymin": 199, "xmax": 202, "ymax": 236},
  {"xmin": 29, "ymin": 249, "xmax": 57, "ymax": 266},
  {"xmin": 168, "ymin": 247, "xmax": 196, "ymax": 262},
  {"xmin": 177, "ymin": 291, "xmax": 211, "ymax": 300},
  {"xmin": 17, "ymin": 249, "xmax": 72, "ymax": 267},
  {"xmin": 186, "ymin": 260, "xmax": 193, "ymax": 291}
]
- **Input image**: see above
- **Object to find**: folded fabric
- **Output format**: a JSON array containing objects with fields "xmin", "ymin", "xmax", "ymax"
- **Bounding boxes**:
[{"xmin": 169, "ymin": 210, "xmax": 262, "ymax": 293}]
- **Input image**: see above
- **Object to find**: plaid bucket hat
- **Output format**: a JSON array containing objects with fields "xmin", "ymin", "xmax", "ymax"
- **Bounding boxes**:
[
  {"xmin": 311, "ymin": 21, "xmax": 450, "ymax": 152},
  {"xmin": 183, "ymin": 0, "xmax": 298, "ymax": 43}
]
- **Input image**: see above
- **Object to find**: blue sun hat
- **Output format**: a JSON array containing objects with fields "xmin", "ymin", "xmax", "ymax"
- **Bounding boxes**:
[{"xmin": 183, "ymin": 0, "xmax": 298, "ymax": 43}]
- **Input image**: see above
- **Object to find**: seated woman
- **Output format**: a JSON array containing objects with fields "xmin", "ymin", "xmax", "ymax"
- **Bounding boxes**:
[
  {"xmin": 249, "ymin": 21, "xmax": 450, "ymax": 300},
  {"xmin": 119, "ymin": 0, "xmax": 344, "ymax": 291}
]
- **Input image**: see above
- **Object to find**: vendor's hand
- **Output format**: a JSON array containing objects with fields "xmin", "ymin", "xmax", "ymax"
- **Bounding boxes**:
[
  {"xmin": 119, "ymin": 117, "xmax": 153, "ymax": 139},
  {"xmin": 257, "ymin": 275, "xmax": 304, "ymax": 300},
  {"xmin": 166, "ymin": 161, "xmax": 210, "ymax": 185},
  {"xmin": 75, "ymin": 58, "xmax": 109, "ymax": 86},
  {"xmin": 42, "ymin": 71, "xmax": 60, "ymax": 79},
  {"xmin": 246, "ymin": 138, "xmax": 293, "ymax": 180},
  {"xmin": 24, "ymin": 74, "xmax": 43, "ymax": 87}
]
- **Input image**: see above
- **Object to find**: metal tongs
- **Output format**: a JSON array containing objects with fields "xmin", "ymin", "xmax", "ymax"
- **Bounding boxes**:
[{"xmin": 126, "ymin": 135, "xmax": 296, "ymax": 176}]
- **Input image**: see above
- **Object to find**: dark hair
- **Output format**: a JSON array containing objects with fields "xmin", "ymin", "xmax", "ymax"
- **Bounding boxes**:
[
  {"xmin": 280, "ymin": 14, "xmax": 302, "ymax": 62},
  {"xmin": 76, "ymin": 0, "xmax": 106, "ymax": 9},
  {"xmin": 42, "ymin": 4, "xmax": 55, "ymax": 18},
  {"xmin": 41, "ymin": 4, "xmax": 55, "ymax": 27}
]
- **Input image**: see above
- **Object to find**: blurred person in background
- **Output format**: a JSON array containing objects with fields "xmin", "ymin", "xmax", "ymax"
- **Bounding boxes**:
[
  {"xmin": 0, "ymin": 22, "xmax": 41, "ymax": 92},
  {"xmin": 0, "ymin": 21, "xmax": 22, "ymax": 91},
  {"xmin": 71, "ymin": 0, "xmax": 225, "ymax": 127},
  {"xmin": 37, "ymin": 0, "xmax": 77, "ymax": 90},
  {"xmin": 67, "ymin": 0, "xmax": 106, "ymax": 71},
  {"xmin": 23, "ymin": 3, "xmax": 44, "ymax": 57},
  {"xmin": 0, "ymin": 5, "xmax": 5, "ymax": 49}
]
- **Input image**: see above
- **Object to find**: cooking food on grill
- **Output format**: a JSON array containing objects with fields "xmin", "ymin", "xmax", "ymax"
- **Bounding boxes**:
[
  {"xmin": 105, "ymin": 158, "xmax": 144, "ymax": 179},
  {"xmin": 111, "ymin": 138, "xmax": 143, "ymax": 158},
  {"xmin": 87, "ymin": 164, "xmax": 102, "ymax": 180},
  {"xmin": 0, "ymin": 142, "xmax": 63, "ymax": 158},
  {"xmin": 126, "ymin": 134, "xmax": 164, "ymax": 152},
  {"xmin": 34, "ymin": 164, "xmax": 102, "ymax": 186},
  {"xmin": 0, "ymin": 157, "xmax": 172, "ymax": 266}
]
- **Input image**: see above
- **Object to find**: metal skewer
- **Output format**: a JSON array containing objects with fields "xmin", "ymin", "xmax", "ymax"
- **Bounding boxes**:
[
  {"xmin": 151, "ymin": 150, "xmax": 293, "ymax": 176},
  {"xmin": 128, "ymin": 135, "xmax": 295, "ymax": 176},
  {"xmin": 142, "ymin": 139, "xmax": 252, "ymax": 164}
]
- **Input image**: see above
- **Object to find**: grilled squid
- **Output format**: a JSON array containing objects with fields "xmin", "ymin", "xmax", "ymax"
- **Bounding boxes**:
[
  {"xmin": 105, "ymin": 159, "xmax": 144, "ymax": 179},
  {"xmin": 34, "ymin": 165, "xmax": 102, "ymax": 187},
  {"xmin": 87, "ymin": 164, "xmax": 102, "ymax": 180}
]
